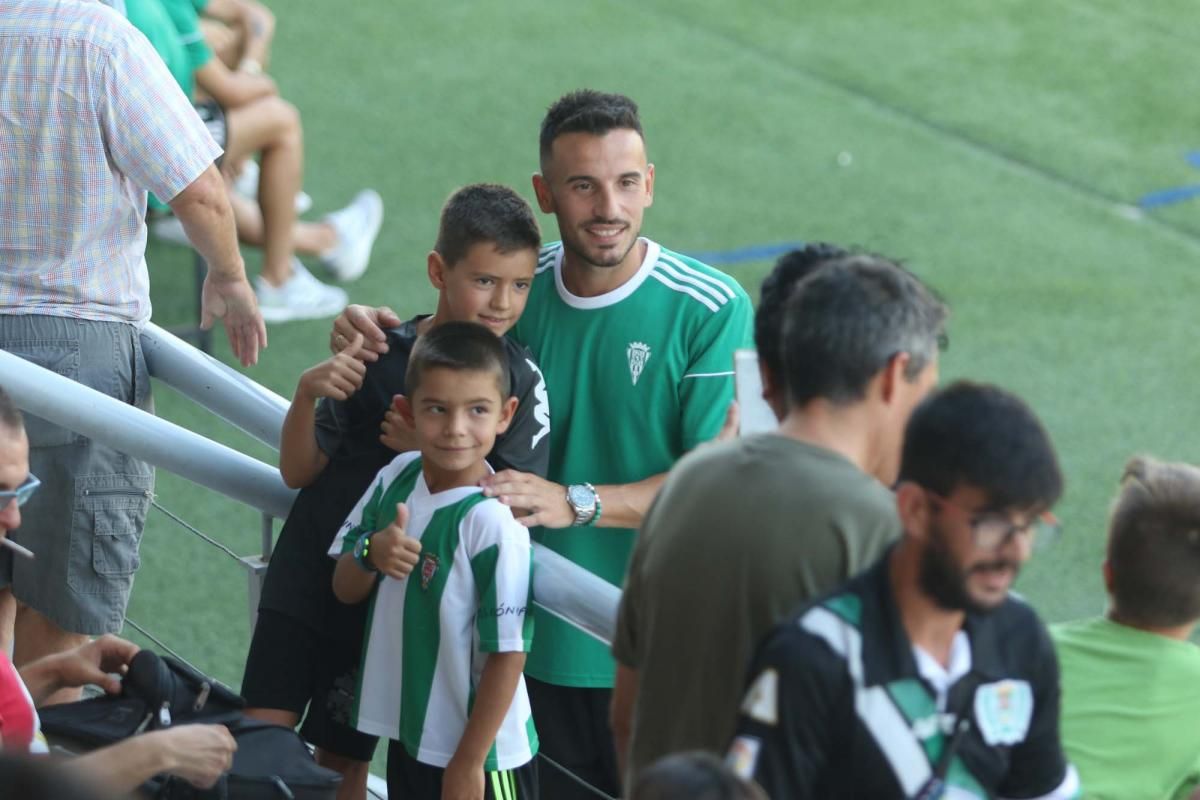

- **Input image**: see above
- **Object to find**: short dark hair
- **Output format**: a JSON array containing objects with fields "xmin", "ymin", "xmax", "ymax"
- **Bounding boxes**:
[
  {"xmin": 781, "ymin": 253, "xmax": 947, "ymax": 407},
  {"xmin": 434, "ymin": 183, "xmax": 540, "ymax": 268},
  {"xmin": 1106, "ymin": 455, "xmax": 1200, "ymax": 628},
  {"xmin": 755, "ymin": 243, "xmax": 849, "ymax": 383},
  {"xmin": 630, "ymin": 752, "xmax": 767, "ymax": 800},
  {"xmin": 405, "ymin": 321, "xmax": 511, "ymax": 400},
  {"xmin": 899, "ymin": 381, "xmax": 1063, "ymax": 512},
  {"xmin": 0, "ymin": 386, "xmax": 23, "ymax": 433},
  {"xmin": 539, "ymin": 89, "xmax": 644, "ymax": 166}
]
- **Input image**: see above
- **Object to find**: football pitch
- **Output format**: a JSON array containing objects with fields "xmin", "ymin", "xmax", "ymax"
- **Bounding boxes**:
[{"xmin": 130, "ymin": 0, "xmax": 1200, "ymax": 711}]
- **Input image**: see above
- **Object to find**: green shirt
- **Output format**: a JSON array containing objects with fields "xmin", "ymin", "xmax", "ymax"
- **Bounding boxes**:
[
  {"xmin": 1053, "ymin": 617, "xmax": 1200, "ymax": 800},
  {"xmin": 124, "ymin": 0, "xmax": 212, "ymax": 98},
  {"xmin": 511, "ymin": 238, "xmax": 754, "ymax": 687}
]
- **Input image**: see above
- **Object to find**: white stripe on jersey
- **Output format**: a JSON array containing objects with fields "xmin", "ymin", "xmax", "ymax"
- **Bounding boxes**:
[
  {"xmin": 682, "ymin": 370, "xmax": 735, "ymax": 379},
  {"xmin": 648, "ymin": 269, "xmax": 721, "ymax": 312},
  {"xmin": 654, "ymin": 260, "xmax": 730, "ymax": 307},
  {"xmin": 657, "ymin": 252, "xmax": 738, "ymax": 300}
]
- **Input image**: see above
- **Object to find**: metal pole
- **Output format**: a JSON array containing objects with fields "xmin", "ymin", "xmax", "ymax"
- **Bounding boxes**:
[
  {"xmin": 140, "ymin": 322, "xmax": 289, "ymax": 450},
  {"xmin": 0, "ymin": 349, "xmax": 296, "ymax": 519},
  {"xmin": 530, "ymin": 544, "xmax": 618, "ymax": 645}
]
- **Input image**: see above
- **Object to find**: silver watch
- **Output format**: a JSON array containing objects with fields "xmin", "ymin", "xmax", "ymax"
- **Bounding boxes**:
[{"xmin": 566, "ymin": 483, "xmax": 598, "ymax": 527}]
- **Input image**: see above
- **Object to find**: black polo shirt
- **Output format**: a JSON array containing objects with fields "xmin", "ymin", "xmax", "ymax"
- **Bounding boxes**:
[
  {"xmin": 729, "ymin": 552, "xmax": 1078, "ymax": 799},
  {"xmin": 257, "ymin": 316, "xmax": 551, "ymax": 634}
]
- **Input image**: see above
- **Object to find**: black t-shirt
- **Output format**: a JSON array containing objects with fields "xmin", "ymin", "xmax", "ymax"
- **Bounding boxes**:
[
  {"xmin": 257, "ymin": 316, "xmax": 551, "ymax": 632},
  {"xmin": 729, "ymin": 554, "xmax": 1073, "ymax": 800}
]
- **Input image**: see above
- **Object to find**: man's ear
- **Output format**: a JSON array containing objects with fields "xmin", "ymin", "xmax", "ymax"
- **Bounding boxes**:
[
  {"xmin": 393, "ymin": 394, "xmax": 415, "ymax": 428},
  {"xmin": 495, "ymin": 396, "xmax": 519, "ymax": 435},
  {"xmin": 895, "ymin": 481, "xmax": 931, "ymax": 542},
  {"xmin": 427, "ymin": 251, "xmax": 447, "ymax": 290},
  {"xmin": 643, "ymin": 162, "xmax": 655, "ymax": 208},
  {"xmin": 879, "ymin": 351, "xmax": 912, "ymax": 405},
  {"xmin": 532, "ymin": 173, "xmax": 555, "ymax": 214},
  {"xmin": 1102, "ymin": 559, "xmax": 1114, "ymax": 594}
]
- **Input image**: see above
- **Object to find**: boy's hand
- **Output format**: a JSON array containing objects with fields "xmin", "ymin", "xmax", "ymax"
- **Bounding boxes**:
[
  {"xmin": 369, "ymin": 503, "xmax": 422, "ymax": 580},
  {"xmin": 441, "ymin": 755, "xmax": 484, "ymax": 800},
  {"xmin": 379, "ymin": 394, "xmax": 418, "ymax": 453},
  {"xmin": 298, "ymin": 332, "xmax": 367, "ymax": 401}
]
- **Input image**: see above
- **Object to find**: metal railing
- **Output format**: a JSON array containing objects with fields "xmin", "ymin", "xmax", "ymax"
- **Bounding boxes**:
[{"xmin": 0, "ymin": 322, "xmax": 622, "ymax": 797}]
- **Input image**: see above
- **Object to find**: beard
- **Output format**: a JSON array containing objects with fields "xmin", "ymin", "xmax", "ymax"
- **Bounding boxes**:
[
  {"xmin": 561, "ymin": 218, "xmax": 641, "ymax": 269},
  {"xmin": 918, "ymin": 519, "xmax": 1020, "ymax": 615}
]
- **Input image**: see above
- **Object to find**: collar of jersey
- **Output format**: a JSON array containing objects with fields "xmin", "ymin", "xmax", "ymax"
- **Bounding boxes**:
[
  {"xmin": 411, "ymin": 457, "xmax": 493, "ymax": 511},
  {"xmin": 552, "ymin": 237, "xmax": 661, "ymax": 310}
]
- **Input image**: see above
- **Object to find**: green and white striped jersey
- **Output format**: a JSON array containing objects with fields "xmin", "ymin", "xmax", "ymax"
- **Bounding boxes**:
[{"xmin": 330, "ymin": 452, "xmax": 537, "ymax": 770}]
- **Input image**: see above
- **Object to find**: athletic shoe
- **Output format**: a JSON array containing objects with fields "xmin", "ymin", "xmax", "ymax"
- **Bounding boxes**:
[
  {"xmin": 320, "ymin": 189, "xmax": 384, "ymax": 282},
  {"xmin": 254, "ymin": 259, "xmax": 348, "ymax": 323},
  {"xmin": 150, "ymin": 215, "xmax": 190, "ymax": 246},
  {"xmin": 234, "ymin": 160, "xmax": 313, "ymax": 214}
]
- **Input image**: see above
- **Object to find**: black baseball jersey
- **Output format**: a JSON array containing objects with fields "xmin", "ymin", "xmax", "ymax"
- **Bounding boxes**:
[
  {"xmin": 729, "ymin": 554, "xmax": 1079, "ymax": 800},
  {"xmin": 257, "ymin": 316, "xmax": 550, "ymax": 632}
]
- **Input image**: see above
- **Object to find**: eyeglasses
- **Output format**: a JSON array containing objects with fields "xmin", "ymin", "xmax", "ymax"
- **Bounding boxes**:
[
  {"xmin": 0, "ymin": 474, "xmax": 40, "ymax": 508},
  {"xmin": 923, "ymin": 487, "xmax": 1060, "ymax": 551}
]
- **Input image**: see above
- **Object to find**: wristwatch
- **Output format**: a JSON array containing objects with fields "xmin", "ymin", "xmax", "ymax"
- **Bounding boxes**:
[
  {"xmin": 566, "ymin": 483, "xmax": 598, "ymax": 527},
  {"xmin": 353, "ymin": 531, "xmax": 379, "ymax": 573}
]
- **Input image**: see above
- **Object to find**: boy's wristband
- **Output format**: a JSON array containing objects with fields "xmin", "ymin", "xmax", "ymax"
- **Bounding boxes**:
[{"xmin": 353, "ymin": 532, "xmax": 379, "ymax": 573}]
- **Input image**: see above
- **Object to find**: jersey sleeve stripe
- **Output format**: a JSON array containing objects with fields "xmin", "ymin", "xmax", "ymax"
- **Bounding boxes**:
[
  {"xmin": 648, "ymin": 270, "xmax": 721, "ymax": 312},
  {"xmin": 658, "ymin": 252, "xmax": 739, "ymax": 299},
  {"xmin": 654, "ymin": 260, "xmax": 731, "ymax": 306},
  {"xmin": 682, "ymin": 370, "xmax": 735, "ymax": 379}
]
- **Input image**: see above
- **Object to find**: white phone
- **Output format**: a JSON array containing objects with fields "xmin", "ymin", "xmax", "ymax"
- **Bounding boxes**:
[{"xmin": 733, "ymin": 349, "xmax": 777, "ymax": 435}]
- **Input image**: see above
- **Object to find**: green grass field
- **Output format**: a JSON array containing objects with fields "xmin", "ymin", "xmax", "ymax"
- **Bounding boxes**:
[{"xmin": 128, "ymin": 0, "xmax": 1200, "ymax": 735}]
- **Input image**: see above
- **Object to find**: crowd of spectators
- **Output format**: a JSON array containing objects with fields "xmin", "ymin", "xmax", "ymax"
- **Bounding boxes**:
[{"xmin": 0, "ymin": 3, "xmax": 1197, "ymax": 799}]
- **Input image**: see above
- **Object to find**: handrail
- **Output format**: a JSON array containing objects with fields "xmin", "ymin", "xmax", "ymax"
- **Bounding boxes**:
[
  {"xmin": 140, "ymin": 323, "xmax": 289, "ymax": 451},
  {"xmin": 0, "ymin": 342, "xmax": 619, "ymax": 645},
  {"xmin": 0, "ymin": 348, "xmax": 296, "ymax": 520}
]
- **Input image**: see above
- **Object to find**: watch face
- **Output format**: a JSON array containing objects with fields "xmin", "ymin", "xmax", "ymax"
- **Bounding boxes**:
[{"xmin": 568, "ymin": 485, "xmax": 595, "ymax": 507}]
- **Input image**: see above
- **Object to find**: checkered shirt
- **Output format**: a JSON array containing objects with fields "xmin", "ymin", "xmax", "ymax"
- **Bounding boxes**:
[{"xmin": 0, "ymin": 0, "xmax": 222, "ymax": 324}]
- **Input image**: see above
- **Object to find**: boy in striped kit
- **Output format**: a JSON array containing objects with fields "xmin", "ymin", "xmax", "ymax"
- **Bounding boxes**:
[{"xmin": 331, "ymin": 322, "xmax": 537, "ymax": 800}]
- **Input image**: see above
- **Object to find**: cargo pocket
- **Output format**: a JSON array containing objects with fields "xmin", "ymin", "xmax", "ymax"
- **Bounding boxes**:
[
  {"xmin": 3, "ymin": 338, "xmax": 82, "ymax": 447},
  {"xmin": 68, "ymin": 474, "xmax": 153, "ymax": 595}
]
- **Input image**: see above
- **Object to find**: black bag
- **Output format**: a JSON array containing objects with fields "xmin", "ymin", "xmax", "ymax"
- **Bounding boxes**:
[{"xmin": 38, "ymin": 650, "xmax": 341, "ymax": 800}]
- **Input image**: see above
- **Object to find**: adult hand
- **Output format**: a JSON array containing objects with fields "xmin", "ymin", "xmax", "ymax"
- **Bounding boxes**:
[
  {"xmin": 479, "ymin": 470, "xmax": 572, "ymax": 529},
  {"xmin": 369, "ymin": 503, "xmax": 423, "ymax": 580},
  {"xmin": 153, "ymin": 724, "xmax": 238, "ymax": 789},
  {"xmin": 201, "ymin": 273, "xmax": 268, "ymax": 367},
  {"xmin": 297, "ymin": 332, "xmax": 367, "ymax": 402},
  {"xmin": 330, "ymin": 304, "xmax": 401, "ymax": 362},
  {"xmin": 54, "ymin": 634, "xmax": 140, "ymax": 695},
  {"xmin": 441, "ymin": 755, "xmax": 484, "ymax": 800},
  {"xmin": 379, "ymin": 394, "xmax": 417, "ymax": 453}
]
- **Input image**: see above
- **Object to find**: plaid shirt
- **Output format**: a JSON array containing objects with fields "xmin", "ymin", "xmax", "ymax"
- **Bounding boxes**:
[{"xmin": 0, "ymin": 0, "xmax": 221, "ymax": 324}]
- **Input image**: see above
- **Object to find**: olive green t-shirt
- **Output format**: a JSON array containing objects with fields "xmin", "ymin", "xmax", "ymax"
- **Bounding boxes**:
[
  {"xmin": 612, "ymin": 433, "xmax": 900, "ymax": 777},
  {"xmin": 1053, "ymin": 617, "xmax": 1200, "ymax": 800}
]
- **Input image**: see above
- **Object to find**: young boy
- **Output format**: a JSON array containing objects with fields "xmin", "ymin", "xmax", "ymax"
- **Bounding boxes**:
[
  {"xmin": 1053, "ymin": 455, "xmax": 1200, "ymax": 799},
  {"xmin": 331, "ymin": 322, "xmax": 538, "ymax": 799},
  {"xmin": 241, "ymin": 184, "xmax": 548, "ymax": 798}
]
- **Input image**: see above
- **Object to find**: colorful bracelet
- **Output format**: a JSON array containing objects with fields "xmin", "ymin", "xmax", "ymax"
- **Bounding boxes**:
[{"xmin": 585, "ymin": 491, "xmax": 603, "ymax": 527}]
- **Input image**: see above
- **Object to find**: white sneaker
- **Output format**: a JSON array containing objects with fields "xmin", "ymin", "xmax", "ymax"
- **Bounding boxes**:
[
  {"xmin": 255, "ymin": 259, "xmax": 348, "ymax": 323},
  {"xmin": 150, "ymin": 215, "xmax": 190, "ymax": 246},
  {"xmin": 235, "ymin": 160, "xmax": 313, "ymax": 214},
  {"xmin": 320, "ymin": 189, "xmax": 384, "ymax": 281}
]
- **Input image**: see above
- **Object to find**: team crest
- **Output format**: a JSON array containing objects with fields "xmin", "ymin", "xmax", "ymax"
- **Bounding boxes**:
[
  {"xmin": 420, "ymin": 553, "xmax": 440, "ymax": 590},
  {"xmin": 627, "ymin": 342, "xmax": 651, "ymax": 386},
  {"xmin": 973, "ymin": 679, "xmax": 1033, "ymax": 746}
]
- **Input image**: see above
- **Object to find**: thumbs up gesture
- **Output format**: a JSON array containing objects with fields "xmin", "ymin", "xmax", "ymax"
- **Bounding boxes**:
[
  {"xmin": 297, "ymin": 331, "xmax": 368, "ymax": 402},
  {"xmin": 368, "ymin": 503, "xmax": 422, "ymax": 580}
]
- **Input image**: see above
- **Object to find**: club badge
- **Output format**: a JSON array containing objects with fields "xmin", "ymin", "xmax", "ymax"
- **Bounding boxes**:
[
  {"xmin": 973, "ymin": 679, "xmax": 1033, "ymax": 746},
  {"xmin": 420, "ymin": 553, "xmax": 440, "ymax": 590}
]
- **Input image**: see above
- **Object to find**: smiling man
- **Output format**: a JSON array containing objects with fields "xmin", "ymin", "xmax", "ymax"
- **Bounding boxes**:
[
  {"xmin": 332, "ymin": 90, "xmax": 753, "ymax": 799},
  {"xmin": 729, "ymin": 381, "xmax": 1081, "ymax": 800}
]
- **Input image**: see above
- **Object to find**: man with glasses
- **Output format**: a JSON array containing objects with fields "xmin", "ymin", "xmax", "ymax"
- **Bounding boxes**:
[
  {"xmin": 729, "ymin": 381, "xmax": 1080, "ymax": 799},
  {"xmin": 0, "ymin": 386, "xmax": 238, "ymax": 790}
]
